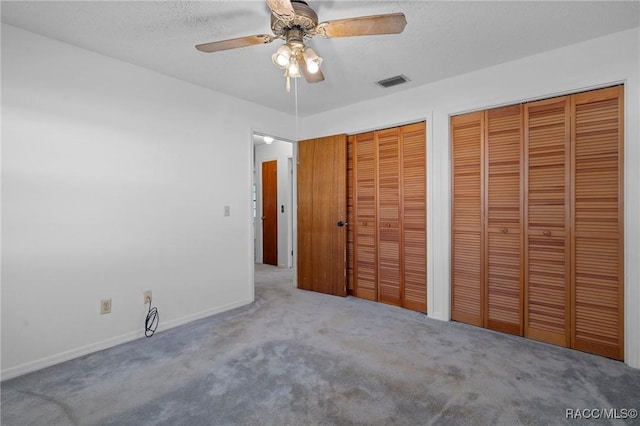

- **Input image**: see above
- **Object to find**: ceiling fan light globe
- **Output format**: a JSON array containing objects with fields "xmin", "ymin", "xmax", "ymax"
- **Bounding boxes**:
[
  {"xmin": 306, "ymin": 61, "xmax": 319, "ymax": 74},
  {"xmin": 302, "ymin": 47, "xmax": 323, "ymax": 74},
  {"xmin": 272, "ymin": 45, "xmax": 291, "ymax": 68},
  {"xmin": 307, "ymin": 57, "xmax": 323, "ymax": 74},
  {"xmin": 272, "ymin": 53, "xmax": 289, "ymax": 68},
  {"xmin": 287, "ymin": 56, "xmax": 301, "ymax": 78},
  {"xmin": 272, "ymin": 53, "xmax": 287, "ymax": 68}
]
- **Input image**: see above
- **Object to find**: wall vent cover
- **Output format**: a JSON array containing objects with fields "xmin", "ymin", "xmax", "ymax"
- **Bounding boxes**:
[{"xmin": 376, "ymin": 74, "xmax": 410, "ymax": 88}]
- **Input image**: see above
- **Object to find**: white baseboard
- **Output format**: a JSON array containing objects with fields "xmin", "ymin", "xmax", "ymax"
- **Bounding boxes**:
[
  {"xmin": 159, "ymin": 298, "xmax": 253, "ymax": 331},
  {"xmin": 1, "ymin": 298, "xmax": 253, "ymax": 381}
]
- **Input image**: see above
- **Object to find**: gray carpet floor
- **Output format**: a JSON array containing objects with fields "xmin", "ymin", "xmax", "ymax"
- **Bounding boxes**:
[{"xmin": 2, "ymin": 264, "xmax": 640, "ymax": 425}]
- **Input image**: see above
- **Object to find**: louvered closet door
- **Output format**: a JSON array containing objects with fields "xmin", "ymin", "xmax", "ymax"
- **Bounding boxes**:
[
  {"xmin": 524, "ymin": 97, "xmax": 571, "ymax": 347},
  {"xmin": 571, "ymin": 86, "xmax": 624, "ymax": 359},
  {"xmin": 485, "ymin": 105, "xmax": 523, "ymax": 335},
  {"xmin": 451, "ymin": 112, "xmax": 484, "ymax": 326},
  {"xmin": 401, "ymin": 122, "xmax": 427, "ymax": 312},
  {"xmin": 377, "ymin": 128, "xmax": 402, "ymax": 306},
  {"xmin": 347, "ymin": 136, "xmax": 355, "ymax": 294},
  {"xmin": 353, "ymin": 132, "xmax": 377, "ymax": 301}
]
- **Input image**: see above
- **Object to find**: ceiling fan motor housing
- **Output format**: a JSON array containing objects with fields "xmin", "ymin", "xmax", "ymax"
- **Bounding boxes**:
[
  {"xmin": 271, "ymin": 0, "xmax": 318, "ymax": 40},
  {"xmin": 285, "ymin": 28, "xmax": 305, "ymax": 48}
]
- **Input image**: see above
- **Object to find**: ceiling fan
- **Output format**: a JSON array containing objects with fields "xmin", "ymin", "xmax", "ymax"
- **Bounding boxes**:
[{"xmin": 196, "ymin": 0, "xmax": 407, "ymax": 91}]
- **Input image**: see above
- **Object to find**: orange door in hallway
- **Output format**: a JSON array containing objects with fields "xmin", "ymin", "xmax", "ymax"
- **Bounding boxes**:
[
  {"xmin": 262, "ymin": 160, "xmax": 278, "ymax": 266},
  {"xmin": 297, "ymin": 134, "xmax": 347, "ymax": 297}
]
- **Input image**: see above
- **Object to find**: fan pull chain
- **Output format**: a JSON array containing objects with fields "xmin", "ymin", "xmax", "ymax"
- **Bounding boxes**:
[{"xmin": 294, "ymin": 76, "xmax": 299, "ymax": 141}]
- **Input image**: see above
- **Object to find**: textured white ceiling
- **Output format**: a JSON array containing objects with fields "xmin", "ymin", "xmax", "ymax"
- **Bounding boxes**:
[{"xmin": 2, "ymin": 1, "xmax": 639, "ymax": 116}]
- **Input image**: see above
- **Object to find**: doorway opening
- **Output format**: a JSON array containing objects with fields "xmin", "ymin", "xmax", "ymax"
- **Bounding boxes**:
[{"xmin": 253, "ymin": 132, "xmax": 294, "ymax": 269}]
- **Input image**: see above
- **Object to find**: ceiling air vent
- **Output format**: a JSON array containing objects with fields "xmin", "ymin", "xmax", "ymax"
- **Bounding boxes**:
[{"xmin": 376, "ymin": 74, "xmax": 410, "ymax": 88}]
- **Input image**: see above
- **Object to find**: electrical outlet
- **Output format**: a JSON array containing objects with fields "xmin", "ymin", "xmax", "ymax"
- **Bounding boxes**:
[
  {"xmin": 100, "ymin": 298, "xmax": 112, "ymax": 314},
  {"xmin": 144, "ymin": 290, "xmax": 152, "ymax": 304}
]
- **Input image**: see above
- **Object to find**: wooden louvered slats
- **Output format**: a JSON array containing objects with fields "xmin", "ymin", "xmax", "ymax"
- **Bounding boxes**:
[
  {"xmin": 526, "ymin": 234, "xmax": 569, "ymax": 344},
  {"xmin": 572, "ymin": 86, "xmax": 624, "ymax": 360},
  {"xmin": 347, "ymin": 136, "xmax": 355, "ymax": 294},
  {"xmin": 452, "ymin": 231, "xmax": 482, "ymax": 324},
  {"xmin": 524, "ymin": 96, "xmax": 570, "ymax": 347},
  {"xmin": 451, "ymin": 112, "xmax": 484, "ymax": 326},
  {"xmin": 353, "ymin": 132, "xmax": 377, "ymax": 301},
  {"xmin": 402, "ymin": 122, "xmax": 427, "ymax": 312},
  {"xmin": 453, "ymin": 122, "xmax": 483, "ymax": 228},
  {"xmin": 486, "ymin": 234, "xmax": 520, "ymax": 326},
  {"xmin": 377, "ymin": 128, "xmax": 402, "ymax": 306},
  {"xmin": 527, "ymin": 114, "xmax": 567, "ymax": 230},
  {"xmin": 485, "ymin": 105, "xmax": 522, "ymax": 335}
]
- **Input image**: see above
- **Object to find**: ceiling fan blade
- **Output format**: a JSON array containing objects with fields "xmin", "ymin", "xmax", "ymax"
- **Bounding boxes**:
[
  {"xmin": 266, "ymin": 0, "xmax": 296, "ymax": 25},
  {"xmin": 297, "ymin": 54, "xmax": 325, "ymax": 84},
  {"xmin": 195, "ymin": 34, "xmax": 274, "ymax": 53},
  {"xmin": 316, "ymin": 13, "xmax": 407, "ymax": 38}
]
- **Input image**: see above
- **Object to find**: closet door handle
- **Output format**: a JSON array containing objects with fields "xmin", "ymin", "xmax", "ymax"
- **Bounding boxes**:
[
  {"xmin": 501, "ymin": 228, "xmax": 508, "ymax": 234},
  {"xmin": 362, "ymin": 221, "xmax": 367, "ymax": 226},
  {"xmin": 543, "ymin": 230, "xmax": 552, "ymax": 236},
  {"xmin": 386, "ymin": 223, "xmax": 391, "ymax": 228}
]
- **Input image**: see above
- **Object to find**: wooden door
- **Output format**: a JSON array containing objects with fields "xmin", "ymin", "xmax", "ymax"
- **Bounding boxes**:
[
  {"xmin": 524, "ymin": 97, "xmax": 571, "ymax": 347},
  {"xmin": 485, "ymin": 105, "xmax": 523, "ymax": 335},
  {"xmin": 377, "ymin": 128, "xmax": 402, "ymax": 306},
  {"xmin": 297, "ymin": 134, "xmax": 347, "ymax": 297},
  {"xmin": 401, "ymin": 122, "xmax": 427, "ymax": 312},
  {"xmin": 352, "ymin": 132, "xmax": 377, "ymax": 301},
  {"xmin": 451, "ymin": 112, "xmax": 484, "ymax": 326},
  {"xmin": 262, "ymin": 160, "xmax": 278, "ymax": 266},
  {"xmin": 571, "ymin": 86, "xmax": 624, "ymax": 359}
]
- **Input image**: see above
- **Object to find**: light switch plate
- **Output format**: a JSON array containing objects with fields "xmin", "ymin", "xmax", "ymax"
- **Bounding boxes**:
[{"xmin": 100, "ymin": 299, "xmax": 112, "ymax": 314}]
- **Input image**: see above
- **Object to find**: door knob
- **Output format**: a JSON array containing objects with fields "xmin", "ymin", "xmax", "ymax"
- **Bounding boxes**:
[
  {"xmin": 336, "ymin": 220, "xmax": 348, "ymax": 227},
  {"xmin": 543, "ymin": 230, "xmax": 551, "ymax": 236},
  {"xmin": 261, "ymin": 216, "xmax": 266, "ymax": 220}
]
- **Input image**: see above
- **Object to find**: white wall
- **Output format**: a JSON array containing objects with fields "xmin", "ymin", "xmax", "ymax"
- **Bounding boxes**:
[
  {"xmin": 0, "ymin": 24, "xmax": 296, "ymax": 379},
  {"xmin": 300, "ymin": 27, "xmax": 640, "ymax": 369},
  {"xmin": 254, "ymin": 140, "xmax": 294, "ymax": 268}
]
